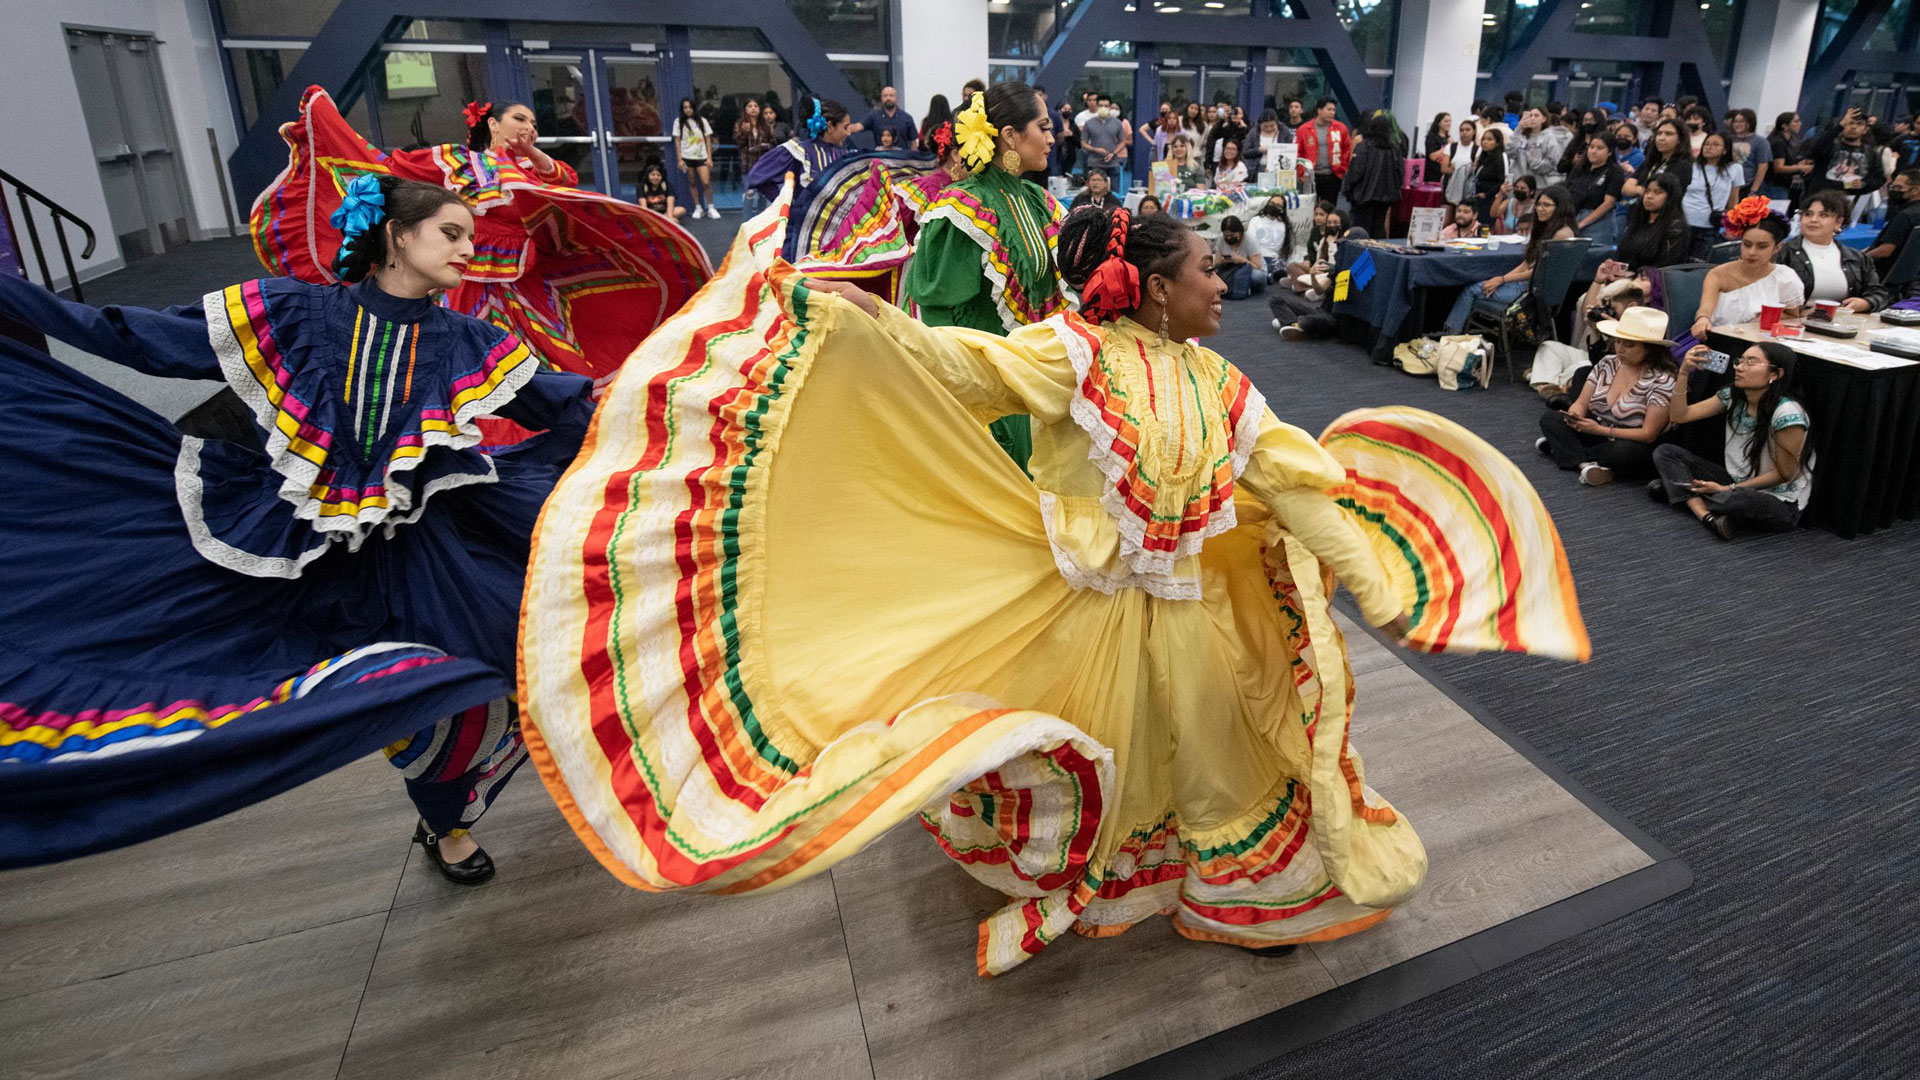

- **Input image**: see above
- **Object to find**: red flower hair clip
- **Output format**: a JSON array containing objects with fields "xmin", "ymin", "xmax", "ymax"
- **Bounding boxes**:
[
  {"xmin": 462, "ymin": 100, "xmax": 493, "ymax": 129},
  {"xmin": 1722, "ymin": 194, "xmax": 1778, "ymax": 237},
  {"xmin": 930, "ymin": 121, "xmax": 955, "ymax": 159}
]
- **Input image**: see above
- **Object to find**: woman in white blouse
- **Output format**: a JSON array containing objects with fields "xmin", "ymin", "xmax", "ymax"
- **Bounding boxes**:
[
  {"xmin": 1438, "ymin": 119, "xmax": 1479, "ymax": 208},
  {"xmin": 1692, "ymin": 215, "xmax": 1803, "ymax": 338},
  {"xmin": 1213, "ymin": 140, "xmax": 1249, "ymax": 186}
]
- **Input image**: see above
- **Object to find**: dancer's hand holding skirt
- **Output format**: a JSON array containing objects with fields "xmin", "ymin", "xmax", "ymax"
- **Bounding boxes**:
[{"xmin": 520, "ymin": 197, "xmax": 1587, "ymax": 975}]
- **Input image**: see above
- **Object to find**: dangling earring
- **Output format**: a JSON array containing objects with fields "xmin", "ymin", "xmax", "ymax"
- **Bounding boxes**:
[
  {"xmin": 1001, "ymin": 148, "xmax": 1022, "ymax": 173},
  {"xmin": 1159, "ymin": 307, "xmax": 1170, "ymax": 342}
]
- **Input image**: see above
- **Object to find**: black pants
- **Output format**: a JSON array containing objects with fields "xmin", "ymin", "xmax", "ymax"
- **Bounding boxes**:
[
  {"xmin": 1537, "ymin": 410, "xmax": 1658, "ymax": 476},
  {"xmin": 1269, "ymin": 286, "xmax": 1339, "ymax": 338},
  {"xmin": 1651, "ymin": 444, "xmax": 1801, "ymax": 532},
  {"xmin": 1352, "ymin": 200, "xmax": 1394, "ymax": 240},
  {"xmin": 1314, "ymin": 170, "xmax": 1341, "ymax": 205}
]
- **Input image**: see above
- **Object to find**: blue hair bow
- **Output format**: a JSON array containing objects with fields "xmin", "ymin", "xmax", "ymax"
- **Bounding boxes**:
[
  {"xmin": 805, "ymin": 97, "xmax": 827, "ymax": 140},
  {"xmin": 330, "ymin": 174, "xmax": 387, "ymax": 240}
]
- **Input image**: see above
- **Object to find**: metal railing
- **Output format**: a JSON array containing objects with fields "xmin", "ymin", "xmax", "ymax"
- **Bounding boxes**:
[{"xmin": 0, "ymin": 168, "xmax": 97, "ymax": 302}]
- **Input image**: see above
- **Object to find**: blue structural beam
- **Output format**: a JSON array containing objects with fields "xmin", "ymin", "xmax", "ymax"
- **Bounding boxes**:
[
  {"xmin": 1036, "ymin": 0, "xmax": 1384, "ymax": 124},
  {"xmin": 228, "ymin": 0, "xmax": 863, "ymax": 200},
  {"xmin": 1797, "ymin": 0, "xmax": 1919, "ymax": 122},
  {"xmin": 1487, "ymin": 0, "xmax": 1726, "ymax": 120}
]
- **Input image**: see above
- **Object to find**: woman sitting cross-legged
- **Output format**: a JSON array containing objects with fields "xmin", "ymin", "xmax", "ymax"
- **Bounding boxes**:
[
  {"xmin": 1535, "ymin": 305, "xmax": 1676, "ymax": 486},
  {"xmin": 1441, "ymin": 183, "xmax": 1578, "ymax": 334},
  {"xmin": 1651, "ymin": 342, "xmax": 1811, "ymax": 541}
]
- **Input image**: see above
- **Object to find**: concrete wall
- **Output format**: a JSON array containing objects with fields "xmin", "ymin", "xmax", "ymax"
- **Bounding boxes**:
[
  {"xmin": 895, "ymin": 0, "xmax": 988, "ymax": 121},
  {"xmin": 1730, "ymin": 0, "xmax": 1820, "ymax": 128},
  {"xmin": 1390, "ymin": 0, "xmax": 1486, "ymax": 143},
  {"xmin": 0, "ymin": 0, "xmax": 239, "ymax": 285}
]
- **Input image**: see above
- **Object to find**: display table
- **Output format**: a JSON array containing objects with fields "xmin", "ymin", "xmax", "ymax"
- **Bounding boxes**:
[
  {"xmin": 1331, "ymin": 240, "xmax": 1526, "ymax": 360},
  {"xmin": 1704, "ymin": 316, "xmax": 1920, "ymax": 538}
]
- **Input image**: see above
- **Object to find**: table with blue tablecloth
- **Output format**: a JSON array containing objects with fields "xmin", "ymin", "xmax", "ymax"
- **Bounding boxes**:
[{"xmin": 1331, "ymin": 241, "xmax": 1525, "ymax": 360}]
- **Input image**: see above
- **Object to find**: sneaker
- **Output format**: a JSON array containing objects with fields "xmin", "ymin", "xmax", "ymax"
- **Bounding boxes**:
[
  {"xmin": 705, "ymin": 204, "xmax": 719, "ymax": 218},
  {"xmin": 1271, "ymin": 318, "xmax": 1281, "ymax": 331},
  {"xmin": 1578, "ymin": 462, "xmax": 1613, "ymax": 487},
  {"xmin": 1279, "ymin": 324, "xmax": 1306, "ymax": 341},
  {"xmin": 1646, "ymin": 479, "xmax": 1667, "ymax": 502},
  {"xmin": 1302, "ymin": 288, "xmax": 1323, "ymax": 303},
  {"xmin": 1535, "ymin": 436, "xmax": 1551, "ymax": 455},
  {"xmin": 1702, "ymin": 512, "xmax": 1735, "ymax": 541}
]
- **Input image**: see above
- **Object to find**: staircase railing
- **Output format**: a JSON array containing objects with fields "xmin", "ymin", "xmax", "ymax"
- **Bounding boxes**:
[{"xmin": 0, "ymin": 167, "xmax": 98, "ymax": 302}]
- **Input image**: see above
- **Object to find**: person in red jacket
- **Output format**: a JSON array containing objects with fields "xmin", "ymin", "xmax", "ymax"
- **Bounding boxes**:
[{"xmin": 1297, "ymin": 98, "xmax": 1353, "ymax": 203}]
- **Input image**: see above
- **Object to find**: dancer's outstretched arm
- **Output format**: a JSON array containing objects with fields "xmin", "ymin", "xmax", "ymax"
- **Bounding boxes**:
[{"xmin": 0, "ymin": 271, "xmax": 220, "ymax": 380}]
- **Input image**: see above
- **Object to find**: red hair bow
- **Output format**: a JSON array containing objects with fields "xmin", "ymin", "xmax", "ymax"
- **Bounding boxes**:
[
  {"xmin": 1079, "ymin": 208, "xmax": 1138, "ymax": 324},
  {"xmin": 462, "ymin": 100, "xmax": 493, "ymax": 129}
]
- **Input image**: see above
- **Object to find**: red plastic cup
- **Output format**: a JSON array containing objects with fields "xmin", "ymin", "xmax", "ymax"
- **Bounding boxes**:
[{"xmin": 1759, "ymin": 304, "xmax": 1783, "ymax": 331}]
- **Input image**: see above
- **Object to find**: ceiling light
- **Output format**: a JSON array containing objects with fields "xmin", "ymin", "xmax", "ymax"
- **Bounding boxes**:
[{"xmin": 1206, "ymin": 1, "xmax": 1226, "ymax": 6}]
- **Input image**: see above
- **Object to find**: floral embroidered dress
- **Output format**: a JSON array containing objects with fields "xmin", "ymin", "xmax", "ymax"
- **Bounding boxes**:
[
  {"xmin": 902, "ymin": 165, "xmax": 1068, "ymax": 468},
  {"xmin": 521, "ymin": 214, "xmax": 1444, "ymax": 977},
  {"xmin": 253, "ymin": 87, "xmax": 711, "ymax": 399},
  {"xmin": 0, "ymin": 270, "xmax": 593, "ymax": 867}
]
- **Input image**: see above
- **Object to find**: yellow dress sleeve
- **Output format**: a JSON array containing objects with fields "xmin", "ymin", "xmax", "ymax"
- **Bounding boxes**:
[
  {"xmin": 1238, "ymin": 409, "xmax": 1402, "ymax": 627},
  {"xmin": 869, "ymin": 299, "xmax": 1076, "ymax": 424}
]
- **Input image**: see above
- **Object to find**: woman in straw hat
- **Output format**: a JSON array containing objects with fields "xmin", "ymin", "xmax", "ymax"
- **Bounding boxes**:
[{"xmin": 1535, "ymin": 305, "xmax": 1679, "ymax": 486}]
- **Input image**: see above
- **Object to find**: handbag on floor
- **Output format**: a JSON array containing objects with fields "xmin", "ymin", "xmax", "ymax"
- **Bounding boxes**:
[{"xmin": 1424, "ymin": 334, "xmax": 1493, "ymax": 391}]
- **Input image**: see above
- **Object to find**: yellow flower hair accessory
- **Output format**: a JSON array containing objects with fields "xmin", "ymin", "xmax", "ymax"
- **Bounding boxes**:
[{"xmin": 955, "ymin": 91, "xmax": 998, "ymax": 171}]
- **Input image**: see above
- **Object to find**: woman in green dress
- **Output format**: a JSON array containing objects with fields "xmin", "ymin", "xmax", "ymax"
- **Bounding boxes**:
[{"xmin": 902, "ymin": 82, "xmax": 1067, "ymax": 470}]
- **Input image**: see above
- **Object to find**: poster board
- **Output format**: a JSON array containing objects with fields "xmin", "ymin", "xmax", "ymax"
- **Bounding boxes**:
[{"xmin": 1407, "ymin": 206, "xmax": 1447, "ymax": 244}]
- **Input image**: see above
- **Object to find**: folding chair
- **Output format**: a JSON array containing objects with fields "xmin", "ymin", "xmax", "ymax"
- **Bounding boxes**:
[{"xmin": 1463, "ymin": 238, "xmax": 1592, "ymax": 381}]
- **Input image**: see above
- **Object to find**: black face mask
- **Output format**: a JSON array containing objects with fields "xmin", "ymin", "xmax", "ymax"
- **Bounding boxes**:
[
  {"xmin": 1891, "ymin": 189, "xmax": 1912, "ymax": 207},
  {"xmin": 1615, "ymin": 137, "xmax": 1635, "ymax": 150}
]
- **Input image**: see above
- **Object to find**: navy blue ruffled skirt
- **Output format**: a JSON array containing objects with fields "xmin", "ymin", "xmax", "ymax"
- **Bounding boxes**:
[{"xmin": 0, "ymin": 334, "xmax": 558, "ymax": 867}]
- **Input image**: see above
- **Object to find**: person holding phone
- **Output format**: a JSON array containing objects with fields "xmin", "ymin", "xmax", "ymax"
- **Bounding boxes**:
[
  {"xmin": 1652, "ymin": 342, "xmax": 1811, "ymax": 540},
  {"xmin": 1534, "ymin": 306, "xmax": 1676, "ymax": 486}
]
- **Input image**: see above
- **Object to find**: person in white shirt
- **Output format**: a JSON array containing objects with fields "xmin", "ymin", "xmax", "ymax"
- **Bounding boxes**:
[
  {"xmin": 1245, "ymin": 196, "xmax": 1292, "ymax": 280},
  {"xmin": 1692, "ymin": 215, "xmax": 1804, "ymax": 338}
]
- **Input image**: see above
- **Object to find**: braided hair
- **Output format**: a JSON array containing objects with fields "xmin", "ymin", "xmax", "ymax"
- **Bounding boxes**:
[
  {"xmin": 1056, "ymin": 205, "xmax": 1192, "ymax": 322},
  {"xmin": 333, "ymin": 176, "xmax": 468, "ymax": 283}
]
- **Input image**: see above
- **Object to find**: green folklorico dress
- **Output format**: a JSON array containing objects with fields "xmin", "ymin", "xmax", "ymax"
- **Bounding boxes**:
[{"xmin": 902, "ymin": 165, "xmax": 1069, "ymax": 470}]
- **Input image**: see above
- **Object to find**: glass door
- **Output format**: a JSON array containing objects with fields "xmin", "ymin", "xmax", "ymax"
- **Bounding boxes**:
[
  {"xmin": 601, "ymin": 54, "xmax": 668, "ymax": 202},
  {"xmin": 525, "ymin": 53, "xmax": 602, "ymax": 191}
]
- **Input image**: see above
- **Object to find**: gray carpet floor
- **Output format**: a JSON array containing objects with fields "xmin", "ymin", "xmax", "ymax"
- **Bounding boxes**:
[{"xmin": 68, "ymin": 228, "xmax": 1920, "ymax": 1077}]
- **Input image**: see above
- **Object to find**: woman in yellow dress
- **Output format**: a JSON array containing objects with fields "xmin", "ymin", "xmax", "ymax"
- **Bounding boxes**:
[{"xmin": 520, "ymin": 198, "xmax": 1585, "ymax": 976}]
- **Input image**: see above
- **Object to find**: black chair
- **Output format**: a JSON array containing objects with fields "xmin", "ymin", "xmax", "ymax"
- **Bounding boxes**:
[
  {"xmin": 1885, "ymin": 234, "xmax": 1920, "ymax": 289},
  {"xmin": 1654, "ymin": 262, "xmax": 1713, "ymax": 335},
  {"xmin": 1463, "ymin": 237, "xmax": 1592, "ymax": 381}
]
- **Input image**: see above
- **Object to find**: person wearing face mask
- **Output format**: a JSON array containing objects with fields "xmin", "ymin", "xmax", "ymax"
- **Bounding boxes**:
[
  {"xmin": 1080, "ymin": 94, "xmax": 1130, "ymax": 184},
  {"xmin": 1865, "ymin": 168, "xmax": 1920, "ymax": 277},
  {"xmin": 1683, "ymin": 106, "xmax": 1712, "ymax": 156},
  {"xmin": 1776, "ymin": 190, "xmax": 1892, "ymax": 313},
  {"xmin": 0, "ymin": 177, "xmax": 598, "ymax": 876},
  {"xmin": 1613, "ymin": 122, "xmax": 1645, "ymax": 171},
  {"xmin": 1297, "ymin": 98, "xmax": 1352, "ymax": 202}
]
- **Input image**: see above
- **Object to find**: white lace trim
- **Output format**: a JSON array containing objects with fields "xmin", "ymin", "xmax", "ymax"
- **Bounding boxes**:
[
  {"xmin": 918, "ymin": 203, "xmax": 1025, "ymax": 333},
  {"xmin": 175, "ymin": 436, "xmax": 334, "ymax": 579},
  {"xmin": 204, "ymin": 289, "xmax": 528, "ymax": 550},
  {"xmin": 1054, "ymin": 320, "xmax": 1262, "ymax": 581},
  {"xmin": 1036, "ymin": 491, "xmax": 1203, "ymax": 602}
]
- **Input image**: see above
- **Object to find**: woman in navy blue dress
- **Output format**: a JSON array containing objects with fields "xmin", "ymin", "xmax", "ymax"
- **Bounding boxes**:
[{"xmin": 0, "ymin": 177, "xmax": 593, "ymax": 882}]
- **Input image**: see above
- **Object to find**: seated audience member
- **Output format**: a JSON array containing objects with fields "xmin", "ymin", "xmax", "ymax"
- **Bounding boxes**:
[
  {"xmin": 1865, "ymin": 168, "xmax": 1919, "ymax": 277},
  {"xmin": 1565, "ymin": 134, "xmax": 1627, "ymax": 246},
  {"xmin": 1442, "ymin": 183, "xmax": 1578, "ymax": 333},
  {"xmin": 1284, "ymin": 200, "xmax": 1337, "ymax": 286},
  {"xmin": 1572, "ymin": 173, "xmax": 1691, "ymax": 344},
  {"xmin": 1136, "ymin": 193, "xmax": 1164, "ymax": 215},
  {"xmin": 637, "ymin": 160, "xmax": 685, "ymax": 220},
  {"xmin": 1654, "ymin": 342, "xmax": 1811, "ymax": 541},
  {"xmin": 1692, "ymin": 211, "xmax": 1802, "ymax": 338},
  {"xmin": 1246, "ymin": 196, "xmax": 1293, "ymax": 281},
  {"xmin": 1613, "ymin": 121, "xmax": 1645, "ymax": 171},
  {"xmin": 1622, "ymin": 119, "xmax": 1692, "ymax": 201},
  {"xmin": 1212, "ymin": 215, "xmax": 1262, "ymax": 299},
  {"xmin": 1778, "ymin": 189, "xmax": 1893, "ymax": 312},
  {"xmin": 1493, "ymin": 175, "xmax": 1538, "ymax": 236},
  {"xmin": 1165, "ymin": 134, "xmax": 1208, "ymax": 191},
  {"xmin": 1440, "ymin": 200, "xmax": 1482, "ymax": 240},
  {"xmin": 1213, "ymin": 139, "xmax": 1250, "ymax": 186},
  {"xmin": 1535, "ymin": 306, "xmax": 1676, "ymax": 486},
  {"xmin": 1271, "ymin": 207, "xmax": 1355, "ymax": 339},
  {"xmin": 1069, "ymin": 169, "xmax": 1121, "ymax": 211}
]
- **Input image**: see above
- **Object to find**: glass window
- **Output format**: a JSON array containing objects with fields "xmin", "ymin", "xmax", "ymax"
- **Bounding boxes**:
[
  {"xmin": 1068, "ymin": 68, "xmax": 1136, "ymax": 116},
  {"xmin": 1161, "ymin": 1, "xmax": 1254, "ymax": 14},
  {"xmin": 791, "ymin": 0, "xmax": 888, "ymax": 56},
  {"xmin": 690, "ymin": 27, "xmax": 773, "ymax": 52},
  {"xmin": 1262, "ymin": 49, "xmax": 1330, "ymax": 123},
  {"xmin": 1159, "ymin": 44, "xmax": 1248, "ymax": 66},
  {"xmin": 1865, "ymin": 0, "xmax": 1911, "ymax": 50},
  {"xmin": 505, "ymin": 22, "xmax": 665, "ymax": 46},
  {"xmin": 371, "ymin": 51, "xmax": 488, "ymax": 151},
  {"xmin": 1479, "ymin": 0, "xmax": 1544, "ymax": 74},
  {"xmin": 228, "ymin": 46, "xmax": 371, "ymax": 135},
  {"xmin": 217, "ymin": 0, "xmax": 340, "ymax": 38},
  {"xmin": 407, "ymin": 20, "xmax": 489, "ymax": 42},
  {"xmin": 1338, "ymin": 0, "xmax": 1399, "ymax": 69},
  {"xmin": 988, "ymin": 63, "xmax": 1040, "ymax": 87},
  {"xmin": 1815, "ymin": 0, "xmax": 1860, "ymax": 56},
  {"xmin": 1572, "ymin": 0, "xmax": 1645, "ymax": 34},
  {"xmin": 836, "ymin": 61, "xmax": 892, "ymax": 114},
  {"xmin": 989, "ymin": 0, "xmax": 1057, "ymax": 60}
]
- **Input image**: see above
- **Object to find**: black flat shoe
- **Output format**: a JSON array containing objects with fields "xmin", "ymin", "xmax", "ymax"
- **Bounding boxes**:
[
  {"xmin": 1238, "ymin": 943, "xmax": 1299, "ymax": 957},
  {"xmin": 413, "ymin": 820, "xmax": 496, "ymax": 885},
  {"xmin": 1646, "ymin": 479, "xmax": 1667, "ymax": 502},
  {"xmin": 1701, "ymin": 512, "xmax": 1735, "ymax": 542}
]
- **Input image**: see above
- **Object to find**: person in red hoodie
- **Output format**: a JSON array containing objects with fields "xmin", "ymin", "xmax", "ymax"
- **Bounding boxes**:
[{"xmin": 1297, "ymin": 97, "xmax": 1353, "ymax": 204}]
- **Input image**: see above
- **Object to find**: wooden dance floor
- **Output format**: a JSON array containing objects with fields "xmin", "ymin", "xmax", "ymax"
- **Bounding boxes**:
[{"xmin": 0, "ymin": 613, "xmax": 1687, "ymax": 1080}]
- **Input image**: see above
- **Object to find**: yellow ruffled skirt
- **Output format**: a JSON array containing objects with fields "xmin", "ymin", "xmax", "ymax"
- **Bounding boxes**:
[{"xmin": 520, "ymin": 210, "xmax": 1429, "ymax": 975}]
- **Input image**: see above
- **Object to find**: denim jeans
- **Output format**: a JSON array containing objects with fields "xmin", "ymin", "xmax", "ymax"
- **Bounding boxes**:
[
  {"xmin": 1218, "ymin": 262, "xmax": 1258, "ymax": 300},
  {"xmin": 1444, "ymin": 279, "xmax": 1526, "ymax": 334}
]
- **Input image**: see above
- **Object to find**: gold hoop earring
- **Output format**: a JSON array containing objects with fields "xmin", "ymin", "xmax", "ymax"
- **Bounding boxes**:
[{"xmin": 1001, "ymin": 148, "xmax": 1022, "ymax": 173}]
